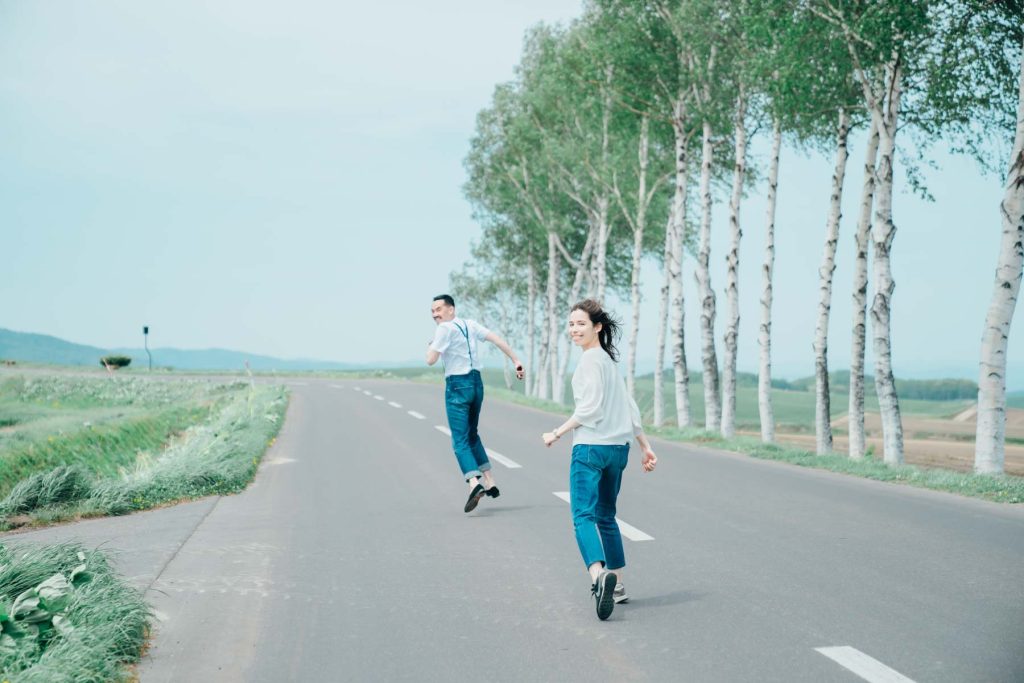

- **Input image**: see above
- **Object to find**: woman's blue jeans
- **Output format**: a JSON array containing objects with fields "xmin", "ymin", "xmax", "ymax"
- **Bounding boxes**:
[
  {"xmin": 444, "ymin": 370, "xmax": 491, "ymax": 481},
  {"xmin": 570, "ymin": 443, "xmax": 628, "ymax": 570}
]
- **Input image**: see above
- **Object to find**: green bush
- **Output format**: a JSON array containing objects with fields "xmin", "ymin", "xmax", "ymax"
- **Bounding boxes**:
[{"xmin": 98, "ymin": 356, "xmax": 131, "ymax": 369}]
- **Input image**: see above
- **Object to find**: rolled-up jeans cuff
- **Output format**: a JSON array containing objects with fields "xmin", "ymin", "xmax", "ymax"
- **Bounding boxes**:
[
  {"xmin": 464, "ymin": 469, "xmax": 483, "ymax": 482},
  {"xmin": 479, "ymin": 462, "xmax": 492, "ymax": 473}
]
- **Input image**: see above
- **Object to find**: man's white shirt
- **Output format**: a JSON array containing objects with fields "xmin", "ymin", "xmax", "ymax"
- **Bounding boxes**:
[{"xmin": 430, "ymin": 318, "xmax": 491, "ymax": 377}]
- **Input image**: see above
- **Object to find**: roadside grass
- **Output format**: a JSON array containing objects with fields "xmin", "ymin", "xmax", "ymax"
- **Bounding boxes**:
[
  {"xmin": 645, "ymin": 427, "xmax": 1024, "ymax": 503},
  {"xmin": 0, "ymin": 541, "xmax": 149, "ymax": 683},
  {"xmin": 0, "ymin": 376, "xmax": 288, "ymax": 529}
]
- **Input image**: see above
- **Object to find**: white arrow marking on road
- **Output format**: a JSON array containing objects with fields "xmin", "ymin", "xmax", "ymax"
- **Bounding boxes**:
[
  {"xmin": 815, "ymin": 647, "xmax": 915, "ymax": 683},
  {"xmin": 388, "ymin": 401, "xmax": 402, "ymax": 408},
  {"xmin": 407, "ymin": 411, "xmax": 425, "ymax": 420},
  {"xmin": 552, "ymin": 492, "xmax": 654, "ymax": 541},
  {"xmin": 433, "ymin": 426, "xmax": 522, "ymax": 468}
]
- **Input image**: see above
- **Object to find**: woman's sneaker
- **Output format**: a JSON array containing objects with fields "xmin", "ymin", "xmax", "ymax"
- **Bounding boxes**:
[
  {"xmin": 613, "ymin": 583, "xmax": 629, "ymax": 604},
  {"xmin": 592, "ymin": 570, "xmax": 616, "ymax": 620}
]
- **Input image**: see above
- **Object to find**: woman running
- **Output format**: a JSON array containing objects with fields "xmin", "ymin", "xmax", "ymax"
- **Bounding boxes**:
[{"xmin": 542, "ymin": 299, "xmax": 657, "ymax": 621}]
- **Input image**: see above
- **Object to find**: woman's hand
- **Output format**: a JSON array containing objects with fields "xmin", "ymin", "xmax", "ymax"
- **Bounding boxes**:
[
  {"xmin": 542, "ymin": 432, "xmax": 559, "ymax": 447},
  {"xmin": 641, "ymin": 447, "xmax": 657, "ymax": 472}
]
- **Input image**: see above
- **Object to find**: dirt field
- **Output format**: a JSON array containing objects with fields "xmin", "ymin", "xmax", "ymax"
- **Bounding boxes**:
[{"xmin": 749, "ymin": 409, "xmax": 1024, "ymax": 476}]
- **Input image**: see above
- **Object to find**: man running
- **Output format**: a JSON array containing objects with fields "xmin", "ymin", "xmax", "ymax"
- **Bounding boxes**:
[{"xmin": 426, "ymin": 294, "xmax": 524, "ymax": 513}]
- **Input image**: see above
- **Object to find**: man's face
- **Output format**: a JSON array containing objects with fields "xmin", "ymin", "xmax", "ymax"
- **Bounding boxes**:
[{"xmin": 431, "ymin": 300, "xmax": 455, "ymax": 324}]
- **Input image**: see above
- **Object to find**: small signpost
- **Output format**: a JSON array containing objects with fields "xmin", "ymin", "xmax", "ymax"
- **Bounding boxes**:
[{"xmin": 143, "ymin": 325, "xmax": 152, "ymax": 371}]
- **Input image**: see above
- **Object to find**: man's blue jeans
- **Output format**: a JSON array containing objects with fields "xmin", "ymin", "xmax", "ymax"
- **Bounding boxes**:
[
  {"xmin": 444, "ymin": 370, "xmax": 491, "ymax": 481},
  {"xmin": 570, "ymin": 443, "xmax": 628, "ymax": 570}
]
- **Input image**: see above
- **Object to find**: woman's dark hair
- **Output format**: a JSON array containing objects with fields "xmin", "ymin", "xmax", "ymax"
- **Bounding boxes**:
[{"xmin": 571, "ymin": 299, "xmax": 621, "ymax": 361}]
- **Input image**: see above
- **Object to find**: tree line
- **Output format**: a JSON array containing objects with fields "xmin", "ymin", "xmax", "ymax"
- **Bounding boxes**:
[{"xmin": 455, "ymin": 0, "xmax": 1024, "ymax": 475}]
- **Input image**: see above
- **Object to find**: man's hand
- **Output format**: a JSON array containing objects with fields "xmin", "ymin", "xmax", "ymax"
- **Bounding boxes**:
[
  {"xmin": 542, "ymin": 431, "xmax": 558, "ymax": 447},
  {"xmin": 514, "ymin": 362, "xmax": 525, "ymax": 381},
  {"xmin": 641, "ymin": 447, "xmax": 657, "ymax": 472}
]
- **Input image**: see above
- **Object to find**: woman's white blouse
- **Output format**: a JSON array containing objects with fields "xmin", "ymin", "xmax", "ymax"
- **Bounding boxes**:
[{"xmin": 570, "ymin": 347, "xmax": 643, "ymax": 445}]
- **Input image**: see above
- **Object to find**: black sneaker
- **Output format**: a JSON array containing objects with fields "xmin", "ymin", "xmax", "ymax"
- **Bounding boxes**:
[
  {"xmin": 464, "ymin": 484, "xmax": 486, "ymax": 513},
  {"xmin": 592, "ymin": 570, "xmax": 616, "ymax": 620}
]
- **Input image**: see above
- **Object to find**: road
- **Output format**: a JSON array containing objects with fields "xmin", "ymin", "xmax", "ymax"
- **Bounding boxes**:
[{"xmin": 5, "ymin": 377, "xmax": 1023, "ymax": 682}]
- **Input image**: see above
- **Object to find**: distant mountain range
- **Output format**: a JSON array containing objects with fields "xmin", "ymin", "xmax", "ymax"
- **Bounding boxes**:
[{"xmin": 0, "ymin": 327, "xmax": 410, "ymax": 372}]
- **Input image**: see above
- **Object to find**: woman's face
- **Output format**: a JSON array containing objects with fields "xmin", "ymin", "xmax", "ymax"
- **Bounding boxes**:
[{"xmin": 568, "ymin": 309, "xmax": 602, "ymax": 348}]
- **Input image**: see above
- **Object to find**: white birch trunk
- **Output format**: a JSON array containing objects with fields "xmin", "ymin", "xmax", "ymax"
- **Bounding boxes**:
[
  {"xmin": 721, "ymin": 92, "xmax": 746, "ymax": 439},
  {"xmin": 536, "ymin": 233, "xmax": 559, "ymax": 401},
  {"xmin": 555, "ymin": 227, "xmax": 597, "ymax": 404},
  {"xmin": 696, "ymin": 119, "xmax": 721, "ymax": 431},
  {"xmin": 626, "ymin": 115, "xmax": 650, "ymax": 399},
  {"xmin": 870, "ymin": 62, "xmax": 905, "ymax": 466},
  {"xmin": 547, "ymin": 234, "xmax": 561, "ymax": 403},
  {"xmin": 654, "ymin": 204, "xmax": 674, "ymax": 427},
  {"xmin": 849, "ymin": 119, "xmax": 879, "ymax": 460},
  {"xmin": 758, "ymin": 120, "xmax": 782, "ymax": 443},
  {"xmin": 671, "ymin": 110, "xmax": 692, "ymax": 429},
  {"xmin": 526, "ymin": 254, "xmax": 537, "ymax": 398},
  {"xmin": 593, "ymin": 69, "xmax": 614, "ymax": 305},
  {"xmin": 814, "ymin": 108, "xmax": 850, "ymax": 455},
  {"xmin": 975, "ymin": 38, "xmax": 1024, "ymax": 475}
]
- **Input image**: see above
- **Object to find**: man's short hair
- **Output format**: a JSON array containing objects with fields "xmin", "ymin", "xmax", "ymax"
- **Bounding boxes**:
[{"xmin": 433, "ymin": 294, "xmax": 455, "ymax": 307}]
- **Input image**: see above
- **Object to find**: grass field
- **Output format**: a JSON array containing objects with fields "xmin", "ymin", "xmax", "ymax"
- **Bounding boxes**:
[{"xmin": 0, "ymin": 374, "xmax": 288, "ymax": 529}]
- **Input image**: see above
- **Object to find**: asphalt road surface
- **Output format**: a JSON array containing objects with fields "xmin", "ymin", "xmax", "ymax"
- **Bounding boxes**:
[{"xmin": 5, "ymin": 377, "xmax": 1024, "ymax": 682}]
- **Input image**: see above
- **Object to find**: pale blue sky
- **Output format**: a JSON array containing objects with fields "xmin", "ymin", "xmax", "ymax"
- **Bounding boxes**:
[{"xmin": 1, "ymin": 1, "xmax": 1018, "ymax": 386}]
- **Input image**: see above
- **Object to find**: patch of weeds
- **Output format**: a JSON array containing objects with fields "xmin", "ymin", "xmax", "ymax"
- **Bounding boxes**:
[{"xmin": 0, "ymin": 542, "xmax": 149, "ymax": 682}]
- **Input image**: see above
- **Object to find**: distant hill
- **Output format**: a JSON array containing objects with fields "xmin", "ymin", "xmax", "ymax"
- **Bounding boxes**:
[{"xmin": 0, "ymin": 327, "xmax": 386, "ymax": 371}]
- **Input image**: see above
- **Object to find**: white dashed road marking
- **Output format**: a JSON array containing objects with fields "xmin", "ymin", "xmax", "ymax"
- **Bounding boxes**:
[
  {"xmin": 363, "ymin": 390, "xmax": 373, "ymax": 396},
  {"xmin": 552, "ymin": 492, "xmax": 654, "ymax": 542},
  {"xmin": 484, "ymin": 449, "xmax": 521, "ymax": 469},
  {"xmin": 374, "ymin": 395, "xmax": 384, "ymax": 401},
  {"xmin": 407, "ymin": 411, "xmax": 425, "ymax": 420},
  {"xmin": 815, "ymin": 647, "xmax": 916, "ymax": 683},
  {"xmin": 433, "ymin": 426, "xmax": 522, "ymax": 468},
  {"xmin": 388, "ymin": 401, "xmax": 402, "ymax": 408}
]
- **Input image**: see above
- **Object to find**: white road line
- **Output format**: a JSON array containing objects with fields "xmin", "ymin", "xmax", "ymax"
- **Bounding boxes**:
[
  {"xmin": 330, "ymin": 384, "xmax": 345, "ymax": 389},
  {"xmin": 432, "ymin": 426, "xmax": 523, "ymax": 468},
  {"xmin": 353, "ymin": 386, "xmax": 362, "ymax": 391},
  {"xmin": 388, "ymin": 401, "xmax": 402, "ymax": 408},
  {"xmin": 815, "ymin": 647, "xmax": 915, "ymax": 683},
  {"xmin": 552, "ymin": 492, "xmax": 654, "ymax": 542},
  {"xmin": 407, "ymin": 411, "xmax": 425, "ymax": 420},
  {"xmin": 373, "ymin": 395, "xmax": 384, "ymax": 401},
  {"xmin": 362, "ymin": 390, "xmax": 372, "ymax": 396},
  {"xmin": 485, "ymin": 449, "xmax": 522, "ymax": 469}
]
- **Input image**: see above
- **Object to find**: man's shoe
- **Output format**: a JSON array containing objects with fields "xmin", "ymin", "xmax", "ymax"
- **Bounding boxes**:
[
  {"xmin": 592, "ymin": 570, "xmax": 616, "ymax": 621},
  {"xmin": 613, "ymin": 583, "xmax": 629, "ymax": 604},
  {"xmin": 485, "ymin": 486, "xmax": 500, "ymax": 498},
  {"xmin": 464, "ymin": 484, "xmax": 486, "ymax": 513}
]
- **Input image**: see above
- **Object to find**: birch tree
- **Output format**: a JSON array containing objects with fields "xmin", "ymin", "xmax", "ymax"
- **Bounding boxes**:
[
  {"xmin": 848, "ymin": 119, "xmax": 879, "ymax": 459},
  {"xmin": 819, "ymin": 0, "xmax": 934, "ymax": 465},
  {"xmin": 929, "ymin": 2, "xmax": 1024, "ymax": 474}
]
